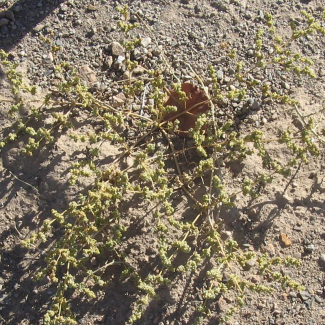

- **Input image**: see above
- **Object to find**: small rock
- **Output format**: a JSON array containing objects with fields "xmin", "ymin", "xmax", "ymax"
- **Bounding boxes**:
[
  {"xmin": 129, "ymin": 14, "xmax": 137, "ymax": 22},
  {"xmin": 259, "ymin": 10, "xmax": 265, "ymax": 19},
  {"xmin": 216, "ymin": 69, "xmax": 224, "ymax": 80},
  {"xmin": 289, "ymin": 291, "xmax": 297, "ymax": 298},
  {"xmin": 114, "ymin": 55, "xmax": 126, "ymax": 70},
  {"xmin": 282, "ymin": 269, "xmax": 293, "ymax": 277},
  {"xmin": 222, "ymin": 272, "xmax": 230, "ymax": 283},
  {"xmin": 90, "ymin": 257, "xmax": 97, "ymax": 266},
  {"xmin": 250, "ymin": 275, "xmax": 261, "ymax": 283},
  {"xmin": 115, "ymin": 55, "xmax": 125, "ymax": 64},
  {"xmin": 104, "ymin": 56, "xmax": 113, "ymax": 69},
  {"xmin": 111, "ymin": 41, "xmax": 124, "ymax": 56},
  {"xmin": 245, "ymin": 12, "xmax": 253, "ymax": 19},
  {"xmin": 305, "ymin": 244, "xmax": 315, "ymax": 253},
  {"xmin": 86, "ymin": 4, "xmax": 98, "ymax": 11},
  {"xmin": 5, "ymin": 10, "xmax": 15, "ymax": 20},
  {"xmin": 133, "ymin": 65, "xmax": 145, "ymax": 75},
  {"xmin": 112, "ymin": 93, "xmax": 126, "ymax": 108},
  {"xmin": 244, "ymin": 260, "xmax": 256, "ymax": 270},
  {"xmin": 319, "ymin": 68, "xmax": 325, "ymax": 77},
  {"xmin": 293, "ymin": 224, "xmax": 302, "ymax": 231},
  {"xmin": 140, "ymin": 37, "xmax": 151, "ymax": 48},
  {"xmin": 197, "ymin": 42, "xmax": 205, "ymax": 50},
  {"xmin": 282, "ymin": 82, "xmax": 290, "ymax": 90},
  {"xmin": 0, "ymin": 18, "xmax": 9, "ymax": 27},
  {"xmin": 292, "ymin": 182, "xmax": 299, "ymax": 188},
  {"xmin": 211, "ymin": 0, "xmax": 229, "ymax": 12},
  {"xmin": 248, "ymin": 98, "xmax": 260, "ymax": 110},
  {"xmin": 122, "ymin": 70, "xmax": 132, "ymax": 80},
  {"xmin": 221, "ymin": 230, "xmax": 232, "ymax": 239},
  {"xmin": 152, "ymin": 46, "xmax": 162, "ymax": 56},
  {"xmin": 194, "ymin": 4, "xmax": 202, "ymax": 14},
  {"xmin": 273, "ymin": 309, "xmax": 281, "ymax": 315},
  {"xmin": 279, "ymin": 233, "xmax": 292, "ymax": 247},
  {"xmin": 55, "ymin": 39, "xmax": 63, "ymax": 47},
  {"xmin": 261, "ymin": 117, "xmax": 267, "ymax": 124},
  {"xmin": 319, "ymin": 253, "xmax": 325, "ymax": 264},
  {"xmin": 79, "ymin": 65, "xmax": 97, "ymax": 85},
  {"xmin": 315, "ymin": 296, "xmax": 323, "ymax": 304},
  {"xmin": 261, "ymin": 243, "xmax": 276, "ymax": 256},
  {"xmin": 299, "ymin": 290, "xmax": 311, "ymax": 301},
  {"xmin": 13, "ymin": 5, "xmax": 21, "ymax": 13},
  {"xmin": 34, "ymin": 24, "xmax": 45, "ymax": 32}
]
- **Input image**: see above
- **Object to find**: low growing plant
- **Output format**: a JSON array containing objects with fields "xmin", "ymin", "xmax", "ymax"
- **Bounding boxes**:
[{"xmin": 0, "ymin": 5, "xmax": 325, "ymax": 325}]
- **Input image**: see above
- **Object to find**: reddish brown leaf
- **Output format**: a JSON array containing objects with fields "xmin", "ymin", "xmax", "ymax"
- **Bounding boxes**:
[{"xmin": 163, "ymin": 83, "xmax": 210, "ymax": 137}]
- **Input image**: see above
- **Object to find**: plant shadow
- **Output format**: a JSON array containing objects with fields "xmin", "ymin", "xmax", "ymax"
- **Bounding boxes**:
[{"xmin": 0, "ymin": 0, "xmax": 66, "ymax": 52}]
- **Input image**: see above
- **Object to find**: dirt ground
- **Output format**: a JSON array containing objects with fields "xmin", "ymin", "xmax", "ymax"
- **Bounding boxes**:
[{"xmin": 1, "ymin": 0, "xmax": 325, "ymax": 324}]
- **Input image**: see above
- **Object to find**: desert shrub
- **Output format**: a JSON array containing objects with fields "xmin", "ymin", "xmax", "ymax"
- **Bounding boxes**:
[{"xmin": 0, "ymin": 5, "xmax": 325, "ymax": 325}]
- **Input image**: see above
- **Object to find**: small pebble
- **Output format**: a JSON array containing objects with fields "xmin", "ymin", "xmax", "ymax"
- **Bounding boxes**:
[
  {"xmin": 111, "ymin": 41, "xmax": 125, "ymax": 56},
  {"xmin": 261, "ymin": 117, "xmax": 267, "ymax": 124},
  {"xmin": 0, "ymin": 18, "xmax": 9, "ymax": 27},
  {"xmin": 129, "ymin": 14, "xmax": 137, "ymax": 22},
  {"xmin": 5, "ymin": 10, "xmax": 15, "ymax": 20},
  {"xmin": 112, "ymin": 92, "xmax": 126, "ymax": 108},
  {"xmin": 152, "ymin": 46, "xmax": 162, "ymax": 56},
  {"xmin": 305, "ymin": 244, "xmax": 315, "ymax": 253},
  {"xmin": 315, "ymin": 296, "xmax": 323, "ymax": 304},
  {"xmin": 197, "ymin": 42, "xmax": 205, "ymax": 50},
  {"xmin": 299, "ymin": 290, "xmax": 311, "ymax": 301},
  {"xmin": 87, "ymin": 4, "xmax": 98, "ymax": 11},
  {"xmin": 104, "ymin": 56, "xmax": 113, "ymax": 69},
  {"xmin": 259, "ymin": 10, "xmax": 265, "ymax": 19},
  {"xmin": 279, "ymin": 233, "xmax": 292, "ymax": 247},
  {"xmin": 293, "ymin": 225, "xmax": 302, "ymax": 231},
  {"xmin": 34, "ymin": 24, "xmax": 45, "ymax": 32},
  {"xmin": 289, "ymin": 291, "xmax": 297, "ymax": 298},
  {"xmin": 319, "ymin": 253, "xmax": 325, "ymax": 264},
  {"xmin": 122, "ymin": 70, "xmax": 132, "ymax": 80},
  {"xmin": 283, "ymin": 82, "xmax": 290, "ymax": 90},
  {"xmin": 216, "ymin": 69, "xmax": 224, "ymax": 80},
  {"xmin": 140, "ymin": 37, "xmax": 151, "ymax": 48},
  {"xmin": 211, "ymin": 1, "xmax": 228, "ymax": 12},
  {"xmin": 244, "ymin": 260, "xmax": 256, "ymax": 270},
  {"xmin": 248, "ymin": 98, "xmax": 260, "ymax": 110},
  {"xmin": 194, "ymin": 4, "xmax": 202, "ymax": 13}
]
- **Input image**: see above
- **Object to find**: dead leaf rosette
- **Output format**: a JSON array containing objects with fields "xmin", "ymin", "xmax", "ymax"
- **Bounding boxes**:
[{"xmin": 163, "ymin": 83, "xmax": 210, "ymax": 137}]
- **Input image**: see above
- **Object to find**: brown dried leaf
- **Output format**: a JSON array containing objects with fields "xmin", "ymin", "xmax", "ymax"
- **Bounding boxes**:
[{"xmin": 163, "ymin": 83, "xmax": 210, "ymax": 137}]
